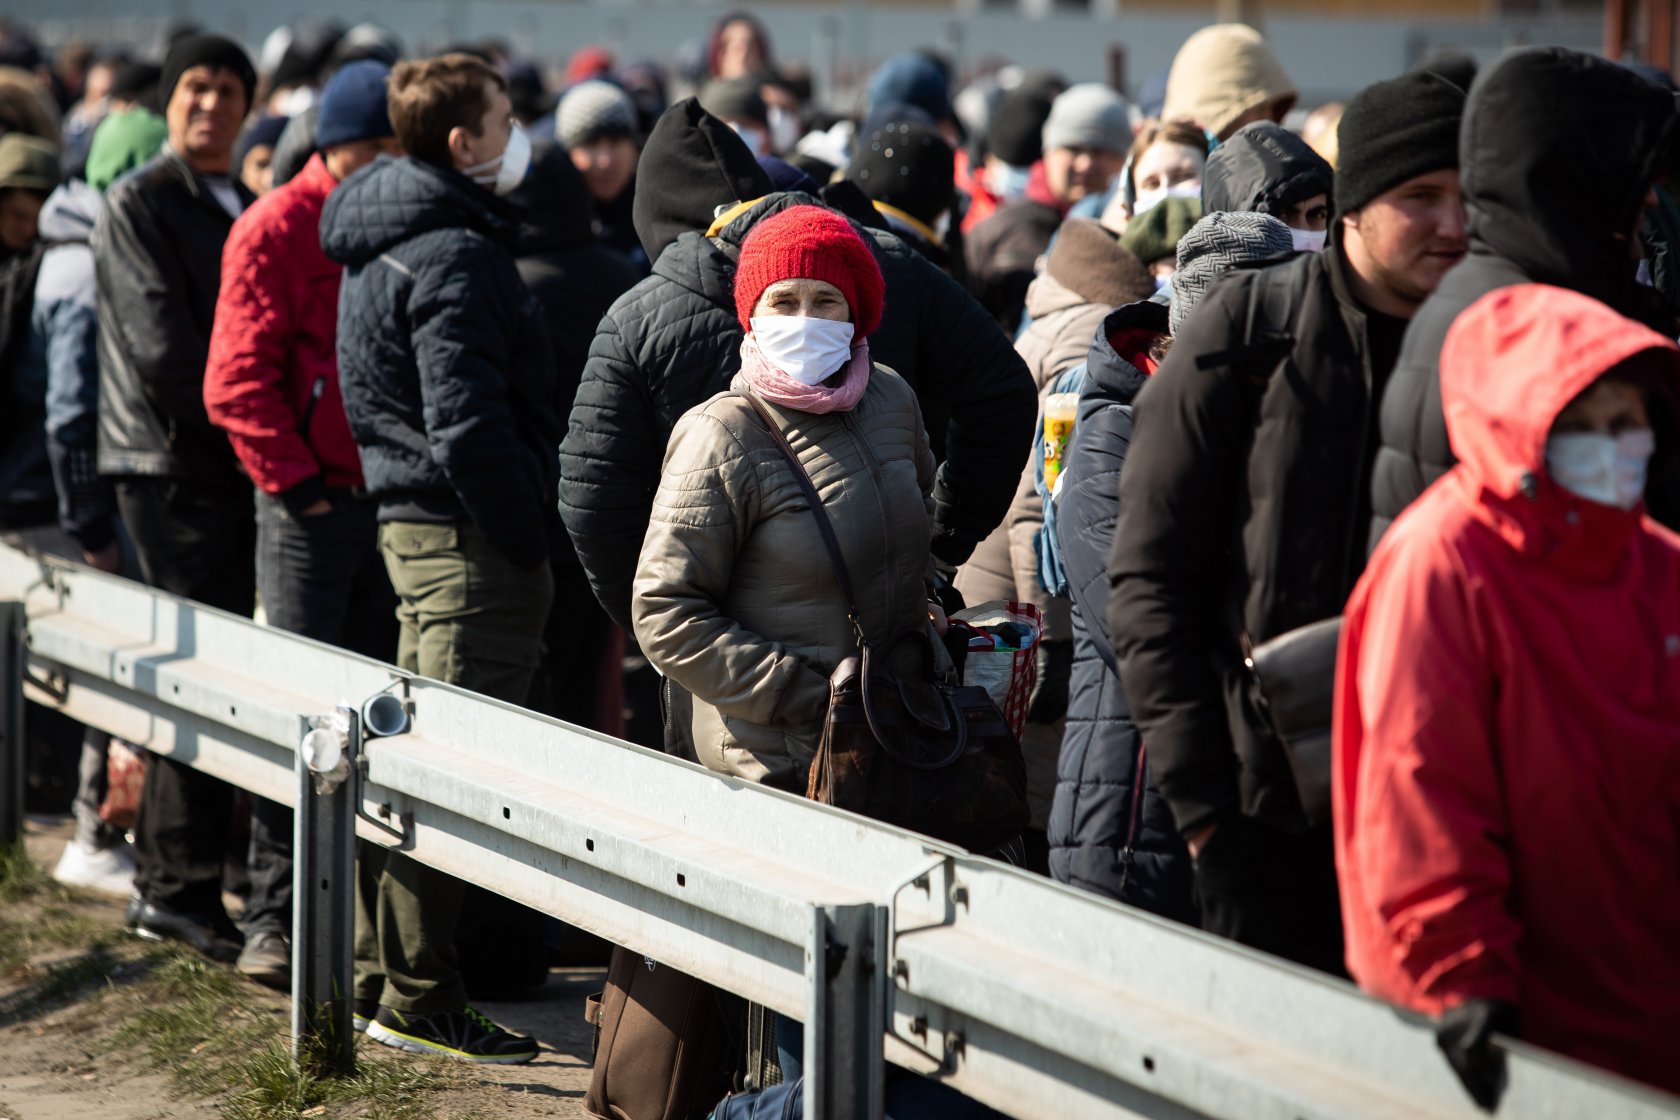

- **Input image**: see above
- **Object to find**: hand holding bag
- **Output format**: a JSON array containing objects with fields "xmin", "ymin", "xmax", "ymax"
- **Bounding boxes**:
[{"xmin": 739, "ymin": 392, "xmax": 1029, "ymax": 853}]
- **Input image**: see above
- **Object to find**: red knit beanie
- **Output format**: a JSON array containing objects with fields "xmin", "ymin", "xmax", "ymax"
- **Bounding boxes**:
[{"xmin": 734, "ymin": 205, "xmax": 886, "ymax": 338}]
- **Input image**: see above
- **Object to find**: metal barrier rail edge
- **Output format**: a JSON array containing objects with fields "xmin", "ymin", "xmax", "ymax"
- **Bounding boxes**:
[{"xmin": 1, "ymin": 543, "xmax": 1675, "ymax": 1120}]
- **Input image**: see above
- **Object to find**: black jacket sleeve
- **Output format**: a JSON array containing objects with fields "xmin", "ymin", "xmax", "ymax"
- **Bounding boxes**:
[
  {"xmin": 409, "ymin": 243, "xmax": 549, "ymax": 568},
  {"xmin": 909, "ymin": 253, "xmax": 1038, "ymax": 570},
  {"xmin": 559, "ymin": 300, "xmax": 669, "ymax": 627},
  {"xmin": 1108, "ymin": 282, "xmax": 1255, "ymax": 837}
]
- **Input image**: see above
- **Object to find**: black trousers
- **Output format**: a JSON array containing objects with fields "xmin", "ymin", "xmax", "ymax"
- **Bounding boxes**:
[
  {"xmin": 116, "ymin": 477, "xmax": 255, "ymax": 916},
  {"xmin": 1192, "ymin": 817, "xmax": 1347, "ymax": 976},
  {"xmin": 247, "ymin": 489, "xmax": 396, "ymax": 934}
]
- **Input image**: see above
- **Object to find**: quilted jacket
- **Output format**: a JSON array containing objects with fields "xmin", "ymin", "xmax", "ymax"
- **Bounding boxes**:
[
  {"xmin": 1047, "ymin": 302, "xmax": 1194, "ymax": 922},
  {"xmin": 320, "ymin": 155, "xmax": 560, "ymax": 568},
  {"xmin": 561, "ymin": 190, "xmax": 1035, "ymax": 628},
  {"xmin": 205, "ymin": 153, "xmax": 363, "ymax": 510},
  {"xmin": 632, "ymin": 368, "xmax": 936, "ymax": 788}
]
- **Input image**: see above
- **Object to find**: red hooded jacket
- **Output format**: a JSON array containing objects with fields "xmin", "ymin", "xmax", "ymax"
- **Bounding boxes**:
[
  {"xmin": 1333, "ymin": 284, "xmax": 1680, "ymax": 1092},
  {"xmin": 204, "ymin": 153, "xmax": 362, "ymax": 506}
]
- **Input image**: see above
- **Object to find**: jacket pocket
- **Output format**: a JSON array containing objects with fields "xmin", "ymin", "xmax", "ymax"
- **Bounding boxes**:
[{"xmin": 381, "ymin": 522, "xmax": 460, "ymax": 559}]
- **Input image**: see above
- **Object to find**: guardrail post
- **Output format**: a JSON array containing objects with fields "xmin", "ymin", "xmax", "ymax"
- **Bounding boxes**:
[
  {"xmin": 0, "ymin": 599, "xmax": 25, "ymax": 846},
  {"xmin": 292, "ymin": 705, "xmax": 357, "ymax": 1075},
  {"xmin": 803, "ymin": 902, "xmax": 886, "ymax": 1120}
]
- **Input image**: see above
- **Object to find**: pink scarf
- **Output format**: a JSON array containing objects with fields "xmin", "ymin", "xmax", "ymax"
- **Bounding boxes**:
[{"xmin": 739, "ymin": 333, "xmax": 872, "ymax": 414}]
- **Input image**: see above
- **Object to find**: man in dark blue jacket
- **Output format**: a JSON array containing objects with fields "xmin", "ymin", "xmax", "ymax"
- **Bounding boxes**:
[{"xmin": 321, "ymin": 52, "xmax": 558, "ymax": 1065}]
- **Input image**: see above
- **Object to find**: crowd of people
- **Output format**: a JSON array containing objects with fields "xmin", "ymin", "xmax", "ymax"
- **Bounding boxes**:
[{"xmin": 1, "ymin": 10, "xmax": 1677, "ymax": 1113}]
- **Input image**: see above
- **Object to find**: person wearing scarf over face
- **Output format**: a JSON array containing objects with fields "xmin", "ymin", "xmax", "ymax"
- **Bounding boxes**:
[{"xmin": 633, "ymin": 205, "xmax": 943, "ymax": 790}]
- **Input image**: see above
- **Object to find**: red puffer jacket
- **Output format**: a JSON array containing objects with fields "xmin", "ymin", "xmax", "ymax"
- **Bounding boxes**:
[
  {"xmin": 205, "ymin": 153, "xmax": 362, "ymax": 506},
  {"xmin": 1334, "ymin": 283, "xmax": 1680, "ymax": 1093}
]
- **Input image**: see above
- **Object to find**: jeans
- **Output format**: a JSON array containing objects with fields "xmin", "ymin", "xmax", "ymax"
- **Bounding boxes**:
[
  {"xmin": 115, "ymin": 477, "xmax": 255, "ymax": 916},
  {"xmin": 247, "ymin": 489, "xmax": 396, "ymax": 936},
  {"xmin": 365, "ymin": 519, "xmax": 552, "ymax": 1013}
]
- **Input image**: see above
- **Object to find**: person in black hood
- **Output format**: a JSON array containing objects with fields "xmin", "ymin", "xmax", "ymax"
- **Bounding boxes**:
[
  {"xmin": 1369, "ymin": 47, "xmax": 1680, "ymax": 549},
  {"xmin": 562, "ymin": 97, "xmax": 1035, "ymax": 642},
  {"xmin": 319, "ymin": 52, "xmax": 556, "ymax": 1066},
  {"xmin": 1201, "ymin": 120, "xmax": 1333, "ymax": 248}
]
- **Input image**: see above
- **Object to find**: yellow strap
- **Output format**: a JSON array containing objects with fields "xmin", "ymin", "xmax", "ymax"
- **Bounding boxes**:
[
  {"xmin": 705, "ymin": 196, "xmax": 767, "ymax": 239},
  {"xmin": 870, "ymin": 200, "xmax": 945, "ymax": 249}
]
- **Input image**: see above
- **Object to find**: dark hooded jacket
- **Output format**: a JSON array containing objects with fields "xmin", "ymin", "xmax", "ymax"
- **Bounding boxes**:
[
  {"xmin": 1369, "ymin": 47, "xmax": 1680, "ymax": 548},
  {"xmin": 561, "ymin": 99, "xmax": 1036, "ymax": 627},
  {"xmin": 1048, "ymin": 301, "xmax": 1194, "ymax": 922},
  {"xmin": 1201, "ymin": 121, "xmax": 1333, "ymax": 218},
  {"xmin": 320, "ymin": 155, "xmax": 560, "ymax": 568}
]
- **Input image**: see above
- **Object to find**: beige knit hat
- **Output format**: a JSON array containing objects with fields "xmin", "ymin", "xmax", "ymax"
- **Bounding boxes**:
[{"xmin": 1162, "ymin": 25, "xmax": 1297, "ymax": 141}]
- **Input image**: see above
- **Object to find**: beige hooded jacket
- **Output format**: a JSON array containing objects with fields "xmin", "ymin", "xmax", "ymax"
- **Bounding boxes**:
[{"xmin": 1162, "ymin": 24, "xmax": 1297, "ymax": 141}]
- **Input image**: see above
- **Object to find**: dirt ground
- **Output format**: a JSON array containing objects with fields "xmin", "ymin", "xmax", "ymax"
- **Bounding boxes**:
[{"xmin": 0, "ymin": 817, "xmax": 599, "ymax": 1120}]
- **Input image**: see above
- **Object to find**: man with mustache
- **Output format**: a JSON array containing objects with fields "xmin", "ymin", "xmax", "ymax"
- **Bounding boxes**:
[{"xmin": 1107, "ymin": 72, "xmax": 1468, "ymax": 974}]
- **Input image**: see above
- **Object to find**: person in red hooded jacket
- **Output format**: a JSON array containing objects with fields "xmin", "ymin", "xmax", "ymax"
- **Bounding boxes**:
[
  {"xmin": 1334, "ymin": 283, "xmax": 1680, "ymax": 1107},
  {"xmin": 202, "ymin": 60, "xmax": 401, "ymax": 993}
]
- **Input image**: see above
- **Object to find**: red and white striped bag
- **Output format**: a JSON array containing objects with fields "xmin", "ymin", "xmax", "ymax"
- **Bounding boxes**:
[{"xmin": 950, "ymin": 601, "xmax": 1043, "ymax": 739}]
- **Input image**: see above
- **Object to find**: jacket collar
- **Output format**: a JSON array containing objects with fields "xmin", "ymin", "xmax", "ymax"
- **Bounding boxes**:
[
  {"xmin": 159, "ymin": 143, "xmax": 255, "ymax": 215},
  {"xmin": 293, "ymin": 151, "xmax": 338, "ymax": 204}
]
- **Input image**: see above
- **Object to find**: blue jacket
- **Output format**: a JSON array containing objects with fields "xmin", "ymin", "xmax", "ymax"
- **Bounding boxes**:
[
  {"xmin": 1047, "ymin": 301, "xmax": 1195, "ymax": 923},
  {"xmin": 320, "ymin": 156, "xmax": 560, "ymax": 568},
  {"xmin": 23, "ymin": 180, "xmax": 116, "ymax": 549}
]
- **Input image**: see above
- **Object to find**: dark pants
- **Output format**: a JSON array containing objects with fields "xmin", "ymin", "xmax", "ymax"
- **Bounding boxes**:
[
  {"xmin": 116, "ymin": 477, "xmax": 255, "ymax": 916},
  {"xmin": 247, "ymin": 489, "xmax": 397, "ymax": 935},
  {"xmin": 532, "ymin": 561, "xmax": 615, "ymax": 729},
  {"xmin": 367, "ymin": 519, "xmax": 552, "ymax": 1014},
  {"xmin": 1192, "ymin": 817, "xmax": 1346, "ymax": 976}
]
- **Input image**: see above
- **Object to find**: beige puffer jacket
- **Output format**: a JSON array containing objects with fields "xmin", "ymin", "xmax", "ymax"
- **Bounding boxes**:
[{"xmin": 633, "ymin": 367, "xmax": 937, "ymax": 787}]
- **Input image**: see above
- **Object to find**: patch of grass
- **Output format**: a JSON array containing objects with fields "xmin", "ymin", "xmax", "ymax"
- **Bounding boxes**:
[{"xmin": 0, "ymin": 841, "xmax": 50, "ymax": 904}]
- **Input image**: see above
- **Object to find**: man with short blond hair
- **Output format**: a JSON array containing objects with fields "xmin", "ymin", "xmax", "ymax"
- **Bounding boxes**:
[{"xmin": 320, "ymin": 51, "xmax": 557, "ymax": 1064}]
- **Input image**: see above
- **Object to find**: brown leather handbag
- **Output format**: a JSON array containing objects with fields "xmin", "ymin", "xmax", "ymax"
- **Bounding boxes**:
[{"xmin": 740, "ymin": 393, "xmax": 1028, "ymax": 853}]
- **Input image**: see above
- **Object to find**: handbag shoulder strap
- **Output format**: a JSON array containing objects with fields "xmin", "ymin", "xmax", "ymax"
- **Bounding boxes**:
[{"xmin": 736, "ymin": 391, "xmax": 864, "ymax": 643}]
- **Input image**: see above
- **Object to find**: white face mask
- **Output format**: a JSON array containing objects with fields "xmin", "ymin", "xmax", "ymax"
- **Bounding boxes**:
[
  {"xmin": 767, "ymin": 106, "xmax": 801, "ymax": 155},
  {"xmin": 991, "ymin": 162, "xmax": 1032, "ymax": 201},
  {"xmin": 1132, "ymin": 179, "xmax": 1200, "ymax": 218},
  {"xmin": 1291, "ymin": 227, "xmax": 1327, "ymax": 253},
  {"xmin": 749, "ymin": 316, "xmax": 856, "ymax": 385},
  {"xmin": 465, "ymin": 121, "xmax": 531, "ymax": 196},
  {"xmin": 730, "ymin": 122, "xmax": 769, "ymax": 157},
  {"xmin": 1544, "ymin": 429, "xmax": 1654, "ymax": 510}
]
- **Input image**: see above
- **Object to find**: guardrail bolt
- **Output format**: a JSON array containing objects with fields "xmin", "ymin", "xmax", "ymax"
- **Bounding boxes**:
[{"xmin": 894, "ymin": 959, "xmax": 910, "ymax": 984}]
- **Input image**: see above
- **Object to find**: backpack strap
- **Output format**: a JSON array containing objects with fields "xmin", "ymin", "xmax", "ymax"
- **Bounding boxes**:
[{"xmin": 1192, "ymin": 262, "xmax": 1298, "ymax": 386}]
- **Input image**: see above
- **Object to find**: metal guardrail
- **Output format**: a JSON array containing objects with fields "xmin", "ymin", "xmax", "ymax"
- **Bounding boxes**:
[{"xmin": 2, "ymin": 540, "xmax": 1676, "ymax": 1119}]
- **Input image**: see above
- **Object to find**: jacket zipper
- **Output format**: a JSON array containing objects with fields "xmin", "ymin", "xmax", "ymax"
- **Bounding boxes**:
[
  {"xmin": 1116, "ymin": 743, "xmax": 1149, "ymax": 897},
  {"xmin": 299, "ymin": 376, "xmax": 326, "ymax": 442}
]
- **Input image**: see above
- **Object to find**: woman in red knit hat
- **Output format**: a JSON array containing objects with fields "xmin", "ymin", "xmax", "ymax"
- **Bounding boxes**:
[{"xmin": 631, "ymin": 204, "xmax": 942, "ymax": 789}]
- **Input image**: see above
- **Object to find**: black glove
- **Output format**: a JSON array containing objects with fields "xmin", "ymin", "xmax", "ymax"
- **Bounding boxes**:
[
  {"xmin": 1436, "ymin": 998, "xmax": 1519, "ymax": 1112},
  {"xmin": 1027, "ymin": 640, "xmax": 1073, "ymax": 724}
]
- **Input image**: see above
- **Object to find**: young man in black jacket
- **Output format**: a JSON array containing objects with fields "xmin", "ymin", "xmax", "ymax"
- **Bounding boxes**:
[
  {"xmin": 1108, "ymin": 73, "xmax": 1467, "ymax": 974},
  {"xmin": 92, "ymin": 34, "xmax": 258, "ymax": 964},
  {"xmin": 321, "ymin": 52, "xmax": 558, "ymax": 1065}
]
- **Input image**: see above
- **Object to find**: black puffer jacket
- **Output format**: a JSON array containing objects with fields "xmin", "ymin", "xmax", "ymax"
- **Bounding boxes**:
[
  {"xmin": 1048, "ymin": 301, "xmax": 1194, "ymax": 922},
  {"xmin": 321, "ymin": 155, "xmax": 560, "ymax": 568},
  {"xmin": 562, "ymin": 107, "xmax": 1035, "ymax": 627},
  {"xmin": 1369, "ymin": 48, "xmax": 1680, "ymax": 548},
  {"xmin": 1201, "ymin": 121, "xmax": 1332, "ymax": 219},
  {"xmin": 93, "ymin": 147, "xmax": 253, "ymax": 490},
  {"xmin": 1110, "ymin": 247, "xmax": 1387, "ymax": 837}
]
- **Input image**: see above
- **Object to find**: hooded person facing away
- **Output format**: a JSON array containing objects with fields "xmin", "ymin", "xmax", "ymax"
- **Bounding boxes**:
[
  {"xmin": 1200, "ymin": 120, "xmax": 1334, "ymax": 249},
  {"xmin": 1336, "ymin": 284, "xmax": 1680, "ymax": 1105},
  {"xmin": 1369, "ymin": 47, "xmax": 1680, "ymax": 547},
  {"xmin": 560, "ymin": 98, "xmax": 1034, "ymax": 637}
]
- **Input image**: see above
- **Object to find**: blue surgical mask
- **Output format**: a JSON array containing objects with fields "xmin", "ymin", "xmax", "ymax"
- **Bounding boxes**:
[
  {"xmin": 991, "ymin": 162, "xmax": 1032, "ymax": 201},
  {"xmin": 1544, "ymin": 429, "xmax": 1654, "ymax": 510}
]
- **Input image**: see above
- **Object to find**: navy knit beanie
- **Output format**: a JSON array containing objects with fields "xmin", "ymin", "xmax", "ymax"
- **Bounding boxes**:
[{"xmin": 315, "ymin": 60, "xmax": 394, "ymax": 149}]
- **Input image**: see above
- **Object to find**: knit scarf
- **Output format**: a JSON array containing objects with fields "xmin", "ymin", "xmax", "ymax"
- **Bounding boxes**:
[{"xmin": 738, "ymin": 333, "xmax": 871, "ymax": 414}]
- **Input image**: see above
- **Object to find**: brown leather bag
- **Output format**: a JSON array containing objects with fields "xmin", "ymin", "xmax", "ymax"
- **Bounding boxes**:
[
  {"xmin": 584, "ymin": 946, "xmax": 735, "ymax": 1120},
  {"xmin": 738, "ymin": 393, "xmax": 1029, "ymax": 854}
]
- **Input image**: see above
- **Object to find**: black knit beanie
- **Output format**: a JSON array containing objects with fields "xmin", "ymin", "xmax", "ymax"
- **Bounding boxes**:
[
  {"xmin": 987, "ymin": 87, "xmax": 1055, "ymax": 167},
  {"xmin": 851, "ymin": 120, "xmax": 956, "ymax": 227},
  {"xmin": 161, "ymin": 34, "xmax": 257, "ymax": 109},
  {"xmin": 1334, "ymin": 71, "xmax": 1464, "ymax": 214}
]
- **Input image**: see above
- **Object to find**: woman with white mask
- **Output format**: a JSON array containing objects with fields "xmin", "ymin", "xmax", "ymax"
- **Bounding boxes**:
[
  {"xmin": 1123, "ymin": 118, "xmax": 1208, "ymax": 220},
  {"xmin": 1335, "ymin": 284, "xmax": 1680, "ymax": 1104},
  {"xmin": 634, "ymin": 205, "xmax": 944, "ymax": 791}
]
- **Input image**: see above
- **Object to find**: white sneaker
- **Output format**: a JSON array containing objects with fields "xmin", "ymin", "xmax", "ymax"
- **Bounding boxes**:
[{"xmin": 53, "ymin": 839, "xmax": 137, "ymax": 896}]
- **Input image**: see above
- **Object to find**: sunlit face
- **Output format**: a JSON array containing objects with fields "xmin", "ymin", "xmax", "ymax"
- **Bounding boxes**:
[
  {"xmin": 751, "ymin": 278, "xmax": 850, "ymax": 323},
  {"xmin": 716, "ymin": 20, "xmax": 766, "ymax": 80},
  {"xmin": 1277, "ymin": 192, "xmax": 1330, "ymax": 232},
  {"xmin": 1341, "ymin": 168, "xmax": 1467, "ymax": 312},
  {"xmin": 1551, "ymin": 378, "xmax": 1651, "ymax": 438},
  {"xmin": 166, "ymin": 65, "xmax": 248, "ymax": 171},
  {"xmin": 1133, "ymin": 141, "xmax": 1203, "ymax": 197},
  {"xmin": 240, "ymin": 144, "xmax": 274, "ymax": 195},
  {"xmin": 570, "ymin": 136, "xmax": 638, "ymax": 202},
  {"xmin": 448, "ymin": 81, "xmax": 513, "ymax": 172},
  {"xmin": 1043, "ymin": 145, "xmax": 1126, "ymax": 206}
]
